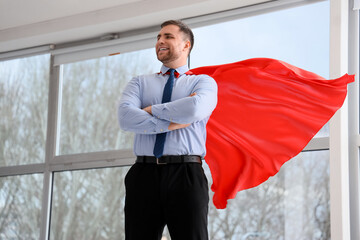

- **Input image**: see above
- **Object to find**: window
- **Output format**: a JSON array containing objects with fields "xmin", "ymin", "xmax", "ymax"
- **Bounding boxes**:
[
  {"xmin": 50, "ymin": 167, "xmax": 130, "ymax": 239},
  {"xmin": 0, "ymin": 54, "xmax": 50, "ymax": 166},
  {"xmin": 59, "ymin": 49, "xmax": 161, "ymax": 155},
  {"xmin": 204, "ymin": 151, "xmax": 329, "ymax": 239},
  {"xmin": 0, "ymin": 174, "xmax": 43, "ymax": 239}
]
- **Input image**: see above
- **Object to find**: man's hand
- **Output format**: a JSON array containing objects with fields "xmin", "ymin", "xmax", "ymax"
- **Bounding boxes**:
[
  {"xmin": 168, "ymin": 122, "xmax": 191, "ymax": 130},
  {"xmin": 143, "ymin": 106, "xmax": 152, "ymax": 115}
]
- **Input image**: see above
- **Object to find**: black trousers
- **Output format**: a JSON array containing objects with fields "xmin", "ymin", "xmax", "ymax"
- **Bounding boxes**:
[{"xmin": 124, "ymin": 162, "xmax": 209, "ymax": 240}]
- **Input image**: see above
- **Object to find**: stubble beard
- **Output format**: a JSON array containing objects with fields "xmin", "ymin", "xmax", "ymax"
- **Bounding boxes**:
[
  {"xmin": 157, "ymin": 52, "xmax": 172, "ymax": 64},
  {"xmin": 157, "ymin": 49, "xmax": 182, "ymax": 65}
]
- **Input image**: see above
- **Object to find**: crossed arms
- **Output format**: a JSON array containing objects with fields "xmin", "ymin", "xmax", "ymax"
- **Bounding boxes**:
[{"xmin": 118, "ymin": 75, "xmax": 218, "ymax": 134}]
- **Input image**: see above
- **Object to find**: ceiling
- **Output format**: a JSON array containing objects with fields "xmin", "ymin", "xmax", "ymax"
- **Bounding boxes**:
[{"xmin": 0, "ymin": 0, "xmax": 270, "ymax": 53}]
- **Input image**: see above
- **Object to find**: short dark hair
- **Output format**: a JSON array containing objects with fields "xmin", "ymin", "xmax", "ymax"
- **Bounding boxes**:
[{"xmin": 161, "ymin": 20, "xmax": 194, "ymax": 54}]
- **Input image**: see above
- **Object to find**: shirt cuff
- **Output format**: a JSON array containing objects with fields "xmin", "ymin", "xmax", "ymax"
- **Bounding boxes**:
[
  {"xmin": 151, "ymin": 116, "xmax": 170, "ymax": 133},
  {"xmin": 152, "ymin": 103, "xmax": 170, "ymax": 122}
]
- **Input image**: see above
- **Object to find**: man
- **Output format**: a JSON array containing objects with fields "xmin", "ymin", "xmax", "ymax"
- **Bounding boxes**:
[{"xmin": 118, "ymin": 20, "xmax": 217, "ymax": 240}]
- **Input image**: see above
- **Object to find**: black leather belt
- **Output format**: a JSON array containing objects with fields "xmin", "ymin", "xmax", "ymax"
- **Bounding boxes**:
[{"xmin": 136, "ymin": 155, "xmax": 202, "ymax": 164}]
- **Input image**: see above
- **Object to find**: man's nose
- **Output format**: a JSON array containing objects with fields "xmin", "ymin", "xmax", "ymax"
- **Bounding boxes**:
[{"xmin": 157, "ymin": 37, "xmax": 165, "ymax": 44}]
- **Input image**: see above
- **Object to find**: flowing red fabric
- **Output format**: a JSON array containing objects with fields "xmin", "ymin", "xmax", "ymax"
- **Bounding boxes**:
[{"xmin": 190, "ymin": 58, "xmax": 354, "ymax": 209}]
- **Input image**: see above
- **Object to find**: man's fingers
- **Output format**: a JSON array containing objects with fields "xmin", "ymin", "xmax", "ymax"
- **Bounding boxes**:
[
  {"xmin": 168, "ymin": 122, "xmax": 191, "ymax": 130},
  {"xmin": 142, "ymin": 106, "xmax": 152, "ymax": 115}
]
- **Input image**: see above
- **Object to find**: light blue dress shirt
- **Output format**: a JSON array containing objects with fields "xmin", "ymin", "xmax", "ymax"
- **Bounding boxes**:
[{"xmin": 118, "ymin": 64, "xmax": 218, "ymax": 157}]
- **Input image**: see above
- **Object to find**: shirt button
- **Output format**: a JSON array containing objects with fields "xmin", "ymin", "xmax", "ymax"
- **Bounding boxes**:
[{"xmin": 160, "ymin": 129, "xmax": 163, "ymax": 132}]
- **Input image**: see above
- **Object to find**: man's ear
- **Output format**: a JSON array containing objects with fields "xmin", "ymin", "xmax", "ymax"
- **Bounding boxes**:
[{"xmin": 184, "ymin": 40, "xmax": 191, "ymax": 52}]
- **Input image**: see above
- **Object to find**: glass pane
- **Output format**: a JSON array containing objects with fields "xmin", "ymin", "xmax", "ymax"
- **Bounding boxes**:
[
  {"xmin": 0, "ymin": 174, "xmax": 43, "ymax": 239},
  {"xmin": 192, "ymin": 1, "xmax": 330, "ymax": 137},
  {"xmin": 203, "ymin": 150, "xmax": 329, "ymax": 239},
  {"xmin": 59, "ymin": 49, "xmax": 161, "ymax": 155},
  {"xmin": 0, "ymin": 54, "xmax": 50, "ymax": 166},
  {"xmin": 50, "ymin": 167, "xmax": 130, "ymax": 240}
]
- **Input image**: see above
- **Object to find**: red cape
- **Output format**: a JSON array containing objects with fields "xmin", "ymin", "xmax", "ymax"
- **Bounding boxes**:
[{"xmin": 190, "ymin": 58, "xmax": 354, "ymax": 209}]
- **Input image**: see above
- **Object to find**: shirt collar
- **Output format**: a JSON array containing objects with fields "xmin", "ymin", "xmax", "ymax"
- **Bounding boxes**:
[{"xmin": 160, "ymin": 64, "xmax": 189, "ymax": 76}]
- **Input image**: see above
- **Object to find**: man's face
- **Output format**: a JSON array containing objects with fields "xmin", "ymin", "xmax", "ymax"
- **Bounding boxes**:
[{"xmin": 155, "ymin": 25, "xmax": 189, "ymax": 65}]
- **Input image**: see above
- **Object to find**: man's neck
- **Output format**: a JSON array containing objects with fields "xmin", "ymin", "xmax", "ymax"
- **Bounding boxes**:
[
  {"xmin": 162, "ymin": 58, "xmax": 187, "ymax": 69},
  {"xmin": 164, "ymin": 63, "xmax": 187, "ymax": 69}
]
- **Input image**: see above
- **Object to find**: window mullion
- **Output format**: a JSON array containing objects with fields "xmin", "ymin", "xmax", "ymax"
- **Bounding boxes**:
[
  {"xmin": 329, "ymin": 0, "xmax": 351, "ymax": 239},
  {"xmin": 348, "ymin": 3, "xmax": 360, "ymax": 240},
  {"xmin": 39, "ymin": 56, "xmax": 60, "ymax": 240}
]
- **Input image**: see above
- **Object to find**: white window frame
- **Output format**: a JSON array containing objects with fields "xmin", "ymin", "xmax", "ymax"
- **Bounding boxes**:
[
  {"xmin": 347, "ymin": 1, "xmax": 360, "ymax": 239},
  {"xmin": 329, "ymin": 1, "xmax": 359, "ymax": 239}
]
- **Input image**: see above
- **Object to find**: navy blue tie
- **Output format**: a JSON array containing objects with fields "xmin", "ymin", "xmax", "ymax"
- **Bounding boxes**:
[{"xmin": 153, "ymin": 69, "xmax": 176, "ymax": 158}]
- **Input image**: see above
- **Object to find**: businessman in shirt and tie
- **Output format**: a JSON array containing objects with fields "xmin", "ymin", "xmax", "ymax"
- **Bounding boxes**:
[{"xmin": 118, "ymin": 20, "xmax": 218, "ymax": 240}]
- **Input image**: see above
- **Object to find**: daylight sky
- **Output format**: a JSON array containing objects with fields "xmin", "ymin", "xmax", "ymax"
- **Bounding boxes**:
[{"xmin": 191, "ymin": 1, "xmax": 330, "ymax": 78}]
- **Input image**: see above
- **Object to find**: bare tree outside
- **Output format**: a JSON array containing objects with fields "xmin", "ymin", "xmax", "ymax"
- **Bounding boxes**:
[
  {"xmin": 203, "ymin": 151, "xmax": 329, "ymax": 240},
  {"xmin": 50, "ymin": 167, "xmax": 129, "ymax": 240},
  {"xmin": 0, "ymin": 54, "xmax": 50, "ymax": 239},
  {"xmin": 0, "ymin": 54, "xmax": 49, "ymax": 167},
  {"xmin": 58, "ymin": 51, "xmax": 158, "ymax": 155}
]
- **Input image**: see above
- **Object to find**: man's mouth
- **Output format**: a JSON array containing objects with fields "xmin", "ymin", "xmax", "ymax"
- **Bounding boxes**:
[{"xmin": 158, "ymin": 47, "xmax": 168, "ymax": 52}]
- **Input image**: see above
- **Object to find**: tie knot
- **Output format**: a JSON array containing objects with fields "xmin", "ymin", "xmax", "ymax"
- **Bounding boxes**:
[
  {"xmin": 167, "ymin": 69, "xmax": 179, "ymax": 78},
  {"xmin": 164, "ymin": 68, "xmax": 180, "ymax": 78}
]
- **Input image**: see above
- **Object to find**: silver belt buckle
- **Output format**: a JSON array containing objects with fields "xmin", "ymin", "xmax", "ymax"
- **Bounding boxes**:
[{"xmin": 156, "ymin": 158, "xmax": 167, "ymax": 165}]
